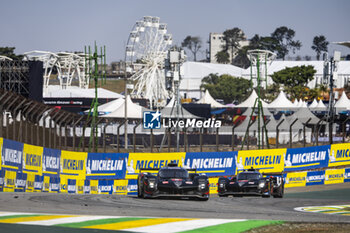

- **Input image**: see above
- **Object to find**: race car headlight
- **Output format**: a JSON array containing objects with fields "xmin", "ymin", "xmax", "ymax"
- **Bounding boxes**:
[
  {"xmin": 198, "ymin": 179, "xmax": 207, "ymax": 190},
  {"xmin": 258, "ymin": 182, "xmax": 265, "ymax": 188},
  {"xmin": 149, "ymin": 182, "xmax": 155, "ymax": 188},
  {"xmin": 219, "ymin": 183, "xmax": 224, "ymax": 188}
]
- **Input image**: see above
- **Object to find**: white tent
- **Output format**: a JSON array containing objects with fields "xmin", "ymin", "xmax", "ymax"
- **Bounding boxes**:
[
  {"xmin": 102, "ymin": 95, "xmax": 149, "ymax": 119},
  {"xmin": 161, "ymin": 97, "xmax": 200, "ymax": 119},
  {"xmin": 309, "ymin": 99, "xmax": 318, "ymax": 108},
  {"xmin": 235, "ymin": 90, "xmax": 269, "ymax": 108},
  {"xmin": 268, "ymin": 91, "xmax": 296, "ymax": 110},
  {"xmin": 197, "ymin": 90, "xmax": 226, "ymax": 108},
  {"xmin": 86, "ymin": 98, "xmax": 124, "ymax": 115},
  {"xmin": 293, "ymin": 107, "xmax": 321, "ymax": 125},
  {"xmin": 293, "ymin": 99, "xmax": 300, "ymax": 107},
  {"xmin": 335, "ymin": 92, "xmax": 350, "ymax": 112},
  {"xmin": 314, "ymin": 100, "xmax": 327, "ymax": 111},
  {"xmin": 44, "ymin": 85, "xmax": 124, "ymax": 99}
]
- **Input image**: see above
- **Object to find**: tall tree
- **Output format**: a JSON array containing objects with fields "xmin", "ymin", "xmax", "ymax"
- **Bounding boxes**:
[
  {"xmin": 311, "ymin": 35, "xmax": 329, "ymax": 60},
  {"xmin": 271, "ymin": 26, "xmax": 302, "ymax": 60},
  {"xmin": 201, "ymin": 73, "xmax": 251, "ymax": 103},
  {"xmin": 222, "ymin": 28, "xmax": 245, "ymax": 63},
  {"xmin": 0, "ymin": 47, "xmax": 23, "ymax": 60},
  {"xmin": 270, "ymin": 65, "xmax": 316, "ymax": 99},
  {"xmin": 215, "ymin": 51, "xmax": 230, "ymax": 64},
  {"xmin": 181, "ymin": 36, "xmax": 202, "ymax": 61}
]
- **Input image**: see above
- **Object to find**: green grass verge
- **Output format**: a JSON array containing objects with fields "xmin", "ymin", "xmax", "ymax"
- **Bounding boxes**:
[{"xmin": 180, "ymin": 220, "xmax": 284, "ymax": 233}]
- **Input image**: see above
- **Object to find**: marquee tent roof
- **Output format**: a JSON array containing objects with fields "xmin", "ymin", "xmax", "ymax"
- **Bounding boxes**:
[
  {"xmin": 161, "ymin": 97, "xmax": 200, "ymax": 119},
  {"xmin": 197, "ymin": 90, "xmax": 226, "ymax": 108},
  {"xmin": 44, "ymin": 85, "xmax": 123, "ymax": 99},
  {"xmin": 268, "ymin": 91, "xmax": 296, "ymax": 110},
  {"xmin": 314, "ymin": 100, "xmax": 327, "ymax": 111},
  {"xmin": 102, "ymin": 95, "xmax": 148, "ymax": 119},
  {"xmin": 275, "ymin": 114, "xmax": 291, "ymax": 131},
  {"xmin": 335, "ymin": 92, "xmax": 350, "ymax": 111},
  {"xmin": 88, "ymin": 98, "xmax": 124, "ymax": 115},
  {"xmin": 293, "ymin": 107, "xmax": 321, "ymax": 125},
  {"xmin": 235, "ymin": 90, "xmax": 269, "ymax": 108},
  {"xmin": 309, "ymin": 99, "xmax": 318, "ymax": 108}
]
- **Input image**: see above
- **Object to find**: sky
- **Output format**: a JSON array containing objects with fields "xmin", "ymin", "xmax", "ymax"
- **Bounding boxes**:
[{"xmin": 1, "ymin": 0, "xmax": 350, "ymax": 63}]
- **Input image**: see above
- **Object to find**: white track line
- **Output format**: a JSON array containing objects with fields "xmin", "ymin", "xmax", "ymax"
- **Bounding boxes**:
[
  {"xmin": 17, "ymin": 216, "xmax": 117, "ymax": 226},
  {"xmin": 126, "ymin": 219, "xmax": 246, "ymax": 233}
]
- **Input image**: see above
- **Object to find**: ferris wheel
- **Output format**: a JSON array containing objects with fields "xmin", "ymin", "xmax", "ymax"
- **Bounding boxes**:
[{"xmin": 125, "ymin": 16, "xmax": 173, "ymax": 108}]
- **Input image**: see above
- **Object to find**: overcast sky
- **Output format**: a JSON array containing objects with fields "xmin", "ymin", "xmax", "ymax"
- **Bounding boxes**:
[{"xmin": 1, "ymin": 0, "xmax": 349, "ymax": 63}]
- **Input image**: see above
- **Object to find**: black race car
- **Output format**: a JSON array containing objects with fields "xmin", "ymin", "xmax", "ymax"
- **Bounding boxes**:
[
  {"xmin": 137, "ymin": 163, "xmax": 209, "ymax": 200},
  {"xmin": 217, "ymin": 169, "xmax": 284, "ymax": 198}
]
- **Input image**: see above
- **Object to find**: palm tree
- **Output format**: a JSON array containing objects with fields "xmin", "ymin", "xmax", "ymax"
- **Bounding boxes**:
[{"xmin": 311, "ymin": 35, "xmax": 329, "ymax": 60}]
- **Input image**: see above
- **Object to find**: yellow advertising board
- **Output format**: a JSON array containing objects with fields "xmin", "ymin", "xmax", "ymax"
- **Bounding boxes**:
[
  {"xmin": 329, "ymin": 143, "xmax": 350, "ymax": 167},
  {"xmin": 237, "ymin": 148, "xmax": 286, "ymax": 173},
  {"xmin": 113, "ymin": 179, "xmax": 128, "ymax": 195},
  {"xmin": 125, "ymin": 152, "xmax": 186, "ymax": 179},
  {"xmin": 60, "ymin": 150, "xmax": 87, "ymax": 180},
  {"xmin": 325, "ymin": 169, "xmax": 345, "ymax": 185},
  {"xmin": 3, "ymin": 170, "xmax": 16, "ymax": 192},
  {"xmin": 23, "ymin": 144, "xmax": 43, "ymax": 175},
  {"xmin": 60, "ymin": 176, "xmax": 68, "ymax": 193},
  {"xmin": 285, "ymin": 172, "xmax": 307, "ymax": 188},
  {"xmin": 209, "ymin": 177, "xmax": 219, "ymax": 195},
  {"xmin": 90, "ymin": 180, "xmax": 99, "ymax": 194},
  {"xmin": 0, "ymin": 137, "xmax": 3, "ymax": 170},
  {"xmin": 25, "ymin": 173, "xmax": 35, "ymax": 192},
  {"xmin": 77, "ymin": 179, "xmax": 84, "ymax": 194},
  {"xmin": 43, "ymin": 176, "xmax": 50, "ymax": 192}
]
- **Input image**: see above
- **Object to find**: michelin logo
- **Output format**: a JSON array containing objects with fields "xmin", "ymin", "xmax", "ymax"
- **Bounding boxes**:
[{"xmin": 143, "ymin": 111, "xmax": 161, "ymax": 129}]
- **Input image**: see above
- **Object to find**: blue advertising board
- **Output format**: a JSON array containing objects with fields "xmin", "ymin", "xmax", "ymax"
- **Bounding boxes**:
[
  {"xmin": 67, "ymin": 179, "xmax": 76, "ymax": 194},
  {"xmin": 98, "ymin": 180, "xmax": 113, "ymax": 194},
  {"xmin": 344, "ymin": 168, "xmax": 350, "ymax": 183},
  {"xmin": 284, "ymin": 145, "xmax": 330, "ymax": 172},
  {"xmin": 34, "ymin": 175, "xmax": 43, "ymax": 191},
  {"xmin": 127, "ymin": 179, "xmax": 138, "ymax": 196},
  {"xmin": 42, "ymin": 148, "xmax": 60, "ymax": 176},
  {"xmin": 0, "ymin": 170, "xmax": 4, "ymax": 192},
  {"xmin": 84, "ymin": 180, "xmax": 90, "ymax": 194},
  {"xmin": 1, "ymin": 139, "xmax": 23, "ymax": 171},
  {"xmin": 184, "ymin": 151, "xmax": 236, "ymax": 177},
  {"xmin": 86, "ymin": 153, "xmax": 128, "ymax": 180},
  {"xmin": 15, "ymin": 172, "xmax": 27, "ymax": 192},
  {"xmin": 306, "ymin": 170, "xmax": 325, "ymax": 186},
  {"xmin": 49, "ymin": 176, "xmax": 60, "ymax": 192}
]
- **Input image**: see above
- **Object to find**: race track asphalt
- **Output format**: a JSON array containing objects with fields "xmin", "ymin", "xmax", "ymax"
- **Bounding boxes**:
[{"xmin": 0, "ymin": 183, "xmax": 349, "ymax": 224}]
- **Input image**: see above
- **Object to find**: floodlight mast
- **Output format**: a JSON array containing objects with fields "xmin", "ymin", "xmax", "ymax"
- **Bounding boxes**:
[{"xmin": 241, "ymin": 50, "xmax": 276, "ymax": 150}]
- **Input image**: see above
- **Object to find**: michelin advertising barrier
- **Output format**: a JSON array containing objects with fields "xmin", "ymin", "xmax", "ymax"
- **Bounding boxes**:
[{"xmin": 1, "ymin": 136, "xmax": 350, "ymax": 194}]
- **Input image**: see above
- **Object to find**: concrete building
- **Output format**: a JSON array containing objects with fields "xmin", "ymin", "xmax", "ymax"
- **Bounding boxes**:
[{"xmin": 209, "ymin": 32, "xmax": 250, "ymax": 64}]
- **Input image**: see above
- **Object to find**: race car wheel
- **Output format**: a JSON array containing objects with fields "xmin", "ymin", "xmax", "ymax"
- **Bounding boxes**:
[
  {"xmin": 137, "ymin": 185, "xmax": 142, "ymax": 198},
  {"xmin": 262, "ymin": 183, "xmax": 271, "ymax": 198},
  {"xmin": 273, "ymin": 185, "xmax": 284, "ymax": 198}
]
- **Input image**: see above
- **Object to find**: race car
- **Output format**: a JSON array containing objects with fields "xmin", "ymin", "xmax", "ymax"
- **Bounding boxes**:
[
  {"xmin": 137, "ymin": 162, "xmax": 209, "ymax": 200},
  {"xmin": 217, "ymin": 168, "xmax": 284, "ymax": 198}
]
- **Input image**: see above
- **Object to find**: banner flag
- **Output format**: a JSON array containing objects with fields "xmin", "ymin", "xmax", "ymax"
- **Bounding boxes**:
[
  {"xmin": 325, "ymin": 169, "xmax": 345, "ymax": 184},
  {"xmin": 237, "ymin": 148, "xmax": 286, "ymax": 173},
  {"xmin": 84, "ymin": 180, "xmax": 90, "ymax": 194},
  {"xmin": 4, "ymin": 170, "xmax": 16, "ymax": 192},
  {"xmin": 285, "ymin": 145, "xmax": 330, "ymax": 171},
  {"xmin": 1, "ymin": 139, "xmax": 23, "ymax": 171},
  {"xmin": 126, "ymin": 153, "xmax": 186, "ymax": 179},
  {"xmin": 0, "ymin": 170, "xmax": 5, "ymax": 192},
  {"xmin": 23, "ymin": 144, "xmax": 43, "ymax": 175},
  {"xmin": 49, "ymin": 176, "xmax": 60, "ymax": 193},
  {"xmin": 184, "ymin": 152, "xmax": 236, "ymax": 176},
  {"xmin": 329, "ymin": 144, "xmax": 350, "ymax": 167},
  {"xmin": 60, "ymin": 151, "xmax": 87, "ymax": 179},
  {"xmin": 127, "ymin": 179, "xmax": 138, "ymax": 196},
  {"xmin": 113, "ymin": 179, "xmax": 128, "ymax": 195},
  {"xmin": 77, "ymin": 179, "xmax": 84, "ymax": 194},
  {"xmin": 43, "ymin": 148, "xmax": 60, "ymax": 177},
  {"xmin": 86, "ymin": 153, "xmax": 128, "ymax": 180},
  {"xmin": 34, "ymin": 175, "xmax": 43, "ymax": 192},
  {"xmin": 90, "ymin": 180, "xmax": 98, "ymax": 194},
  {"xmin": 67, "ymin": 179, "xmax": 77, "ymax": 194},
  {"xmin": 98, "ymin": 180, "xmax": 113, "ymax": 194},
  {"xmin": 344, "ymin": 168, "xmax": 350, "ymax": 183},
  {"xmin": 15, "ymin": 171, "xmax": 27, "ymax": 192},
  {"xmin": 43, "ymin": 176, "xmax": 50, "ymax": 192},
  {"xmin": 25, "ymin": 173, "xmax": 35, "ymax": 192},
  {"xmin": 209, "ymin": 177, "xmax": 219, "ymax": 194},
  {"xmin": 306, "ymin": 170, "xmax": 325, "ymax": 186},
  {"xmin": 284, "ymin": 172, "xmax": 307, "ymax": 188}
]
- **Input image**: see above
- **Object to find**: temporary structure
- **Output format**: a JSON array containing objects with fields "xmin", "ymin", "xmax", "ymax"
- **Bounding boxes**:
[
  {"xmin": 308, "ymin": 99, "xmax": 318, "ymax": 109},
  {"xmin": 268, "ymin": 91, "xmax": 296, "ymax": 110},
  {"xmin": 235, "ymin": 90, "xmax": 269, "ymax": 108},
  {"xmin": 197, "ymin": 90, "xmax": 226, "ymax": 108},
  {"xmin": 161, "ymin": 97, "xmax": 200, "ymax": 119},
  {"xmin": 87, "ymin": 97, "xmax": 124, "ymax": 115},
  {"xmin": 335, "ymin": 92, "xmax": 350, "ymax": 112},
  {"xmin": 102, "ymin": 95, "xmax": 149, "ymax": 119},
  {"xmin": 314, "ymin": 100, "xmax": 327, "ymax": 111}
]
